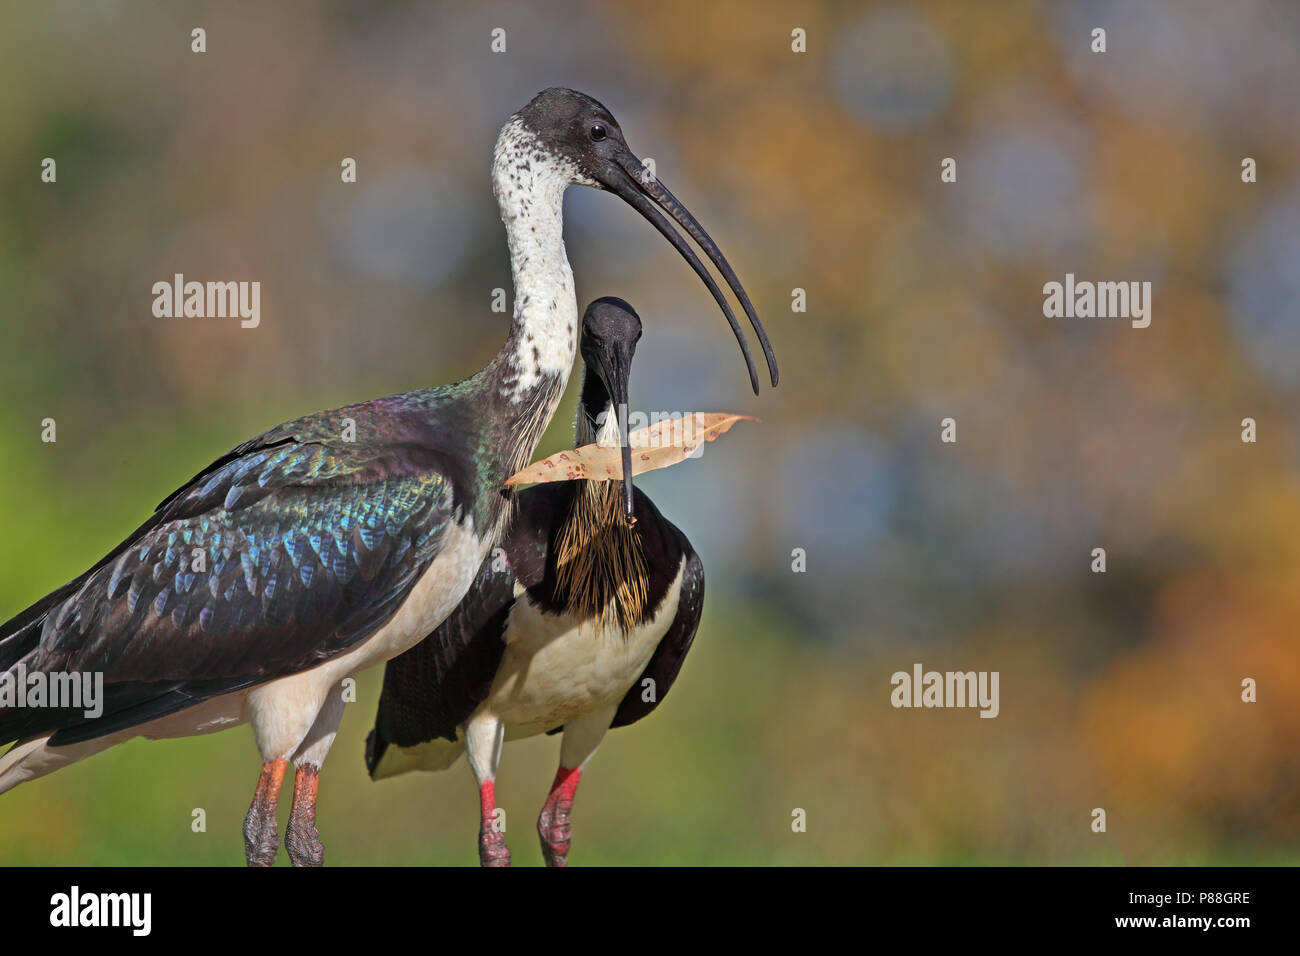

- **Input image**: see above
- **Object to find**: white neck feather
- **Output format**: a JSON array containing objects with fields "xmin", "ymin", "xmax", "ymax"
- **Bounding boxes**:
[
  {"xmin": 491, "ymin": 117, "xmax": 582, "ymax": 398},
  {"xmin": 576, "ymin": 395, "xmax": 620, "ymax": 448}
]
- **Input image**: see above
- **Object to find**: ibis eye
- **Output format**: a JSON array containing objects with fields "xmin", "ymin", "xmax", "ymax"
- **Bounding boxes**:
[{"xmin": 589, "ymin": 124, "xmax": 607, "ymax": 142}]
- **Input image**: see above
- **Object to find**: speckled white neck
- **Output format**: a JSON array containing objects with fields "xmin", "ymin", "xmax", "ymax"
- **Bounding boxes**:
[{"xmin": 491, "ymin": 117, "xmax": 584, "ymax": 398}]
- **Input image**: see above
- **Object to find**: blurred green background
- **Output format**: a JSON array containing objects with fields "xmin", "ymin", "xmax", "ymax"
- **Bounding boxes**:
[{"xmin": 1, "ymin": 0, "xmax": 1298, "ymax": 864}]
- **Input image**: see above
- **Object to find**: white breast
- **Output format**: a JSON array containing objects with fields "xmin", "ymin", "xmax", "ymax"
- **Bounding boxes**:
[{"xmin": 477, "ymin": 561, "xmax": 686, "ymax": 740}]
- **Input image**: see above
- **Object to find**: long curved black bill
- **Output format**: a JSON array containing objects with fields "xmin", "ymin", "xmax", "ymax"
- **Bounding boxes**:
[
  {"xmin": 602, "ymin": 153, "xmax": 778, "ymax": 394},
  {"xmin": 615, "ymin": 400, "xmax": 634, "ymax": 524}
]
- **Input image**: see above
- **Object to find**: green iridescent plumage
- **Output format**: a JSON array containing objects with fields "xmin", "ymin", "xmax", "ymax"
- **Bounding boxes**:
[{"xmin": 0, "ymin": 366, "xmax": 558, "ymax": 746}]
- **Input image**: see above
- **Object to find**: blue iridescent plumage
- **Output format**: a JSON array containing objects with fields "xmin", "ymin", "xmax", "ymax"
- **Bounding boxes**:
[{"xmin": 0, "ymin": 367, "xmax": 558, "ymax": 746}]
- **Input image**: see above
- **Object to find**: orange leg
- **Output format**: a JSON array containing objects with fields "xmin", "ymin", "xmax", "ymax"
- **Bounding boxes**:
[
  {"xmin": 243, "ymin": 758, "xmax": 288, "ymax": 867},
  {"xmin": 285, "ymin": 764, "xmax": 325, "ymax": 867}
]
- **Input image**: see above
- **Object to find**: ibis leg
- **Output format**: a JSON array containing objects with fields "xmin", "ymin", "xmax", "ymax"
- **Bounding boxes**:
[
  {"xmin": 243, "ymin": 758, "xmax": 288, "ymax": 867},
  {"xmin": 537, "ymin": 765, "xmax": 583, "ymax": 867},
  {"xmin": 477, "ymin": 779, "xmax": 510, "ymax": 867},
  {"xmin": 539, "ymin": 706, "xmax": 614, "ymax": 867},
  {"xmin": 285, "ymin": 764, "xmax": 325, "ymax": 867},
  {"xmin": 466, "ymin": 713, "xmax": 509, "ymax": 867},
  {"xmin": 283, "ymin": 682, "xmax": 344, "ymax": 867}
]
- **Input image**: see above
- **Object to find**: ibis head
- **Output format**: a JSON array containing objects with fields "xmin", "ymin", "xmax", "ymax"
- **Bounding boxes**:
[
  {"xmin": 514, "ymin": 88, "xmax": 779, "ymax": 395},
  {"xmin": 580, "ymin": 296, "xmax": 642, "ymax": 522}
]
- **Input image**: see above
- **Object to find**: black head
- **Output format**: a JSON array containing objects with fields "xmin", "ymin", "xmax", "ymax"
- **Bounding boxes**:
[
  {"xmin": 515, "ymin": 89, "xmax": 623, "ymax": 186},
  {"xmin": 579, "ymin": 296, "xmax": 642, "ymax": 522},
  {"xmin": 514, "ymin": 88, "xmax": 778, "ymax": 395},
  {"xmin": 581, "ymin": 295, "xmax": 642, "ymax": 362}
]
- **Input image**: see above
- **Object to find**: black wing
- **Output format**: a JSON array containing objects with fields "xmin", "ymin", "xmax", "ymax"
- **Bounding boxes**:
[
  {"xmin": 1, "ymin": 396, "xmax": 460, "ymax": 747},
  {"xmin": 364, "ymin": 484, "xmax": 561, "ymax": 773}
]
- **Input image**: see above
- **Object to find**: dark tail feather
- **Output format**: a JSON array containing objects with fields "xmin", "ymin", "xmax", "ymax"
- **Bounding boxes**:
[
  {"xmin": 0, "ymin": 576, "xmax": 89, "ymax": 745},
  {"xmin": 1, "ymin": 507, "xmax": 168, "ymax": 674}
]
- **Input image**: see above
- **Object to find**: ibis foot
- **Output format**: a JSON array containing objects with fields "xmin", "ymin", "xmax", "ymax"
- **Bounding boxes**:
[
  {"xmin": 244, "ymin": 758, "xmax": 288, "ymax": 867},
  {"xmin": 537, "ymin": 802, "xmax": 573, "ymax": 867},
  {"xmin": 286, "ymin": 819, "xmax": 325, "ymax": 867},
  {"xmin": 537, "ymin": 765, "xmax": 582, "ymax": 867},
  {"xmin": 475, "ymin": 776, "xmax": 510, "ymax": 866},
  {"xmin": 479, "ymin": 827, "xmax": 511, "ymax": 867},
  {"xmin": 243, "ymin": 808, "xmax": 279, "ymax": 867},
  {"xmin": 285, "ymin": 764, "xmax": 325, "ymax": 867}
]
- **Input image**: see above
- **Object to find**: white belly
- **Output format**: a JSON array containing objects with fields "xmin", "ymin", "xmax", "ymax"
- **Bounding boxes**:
[{"xmin": 478, "ymin": 562, "xmax": 685, "ymax": 739}]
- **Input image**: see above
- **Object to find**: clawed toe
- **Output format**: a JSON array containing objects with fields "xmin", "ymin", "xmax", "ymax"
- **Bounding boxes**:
[
  {"xmin": 537, "ymin": 810, "xmax": 571, "ymax": 867},
  {"xmin": 286, "ymin": 819, "xmax": 325, "ymax": 867},
  {"xmin": 479, "ymin": 827, "xmax": 512, "ymax": 867},
  {"xmin": 243, "ymin": 808, "xmax": 279, "ymax": 867}
]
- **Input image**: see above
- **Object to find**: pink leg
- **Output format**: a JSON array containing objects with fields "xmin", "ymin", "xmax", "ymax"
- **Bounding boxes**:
[
  {"xmin": 536, "ymin": 765, "xmax": 583, "ymax": 867},
  {"xmin": 478, "ymin": 780, "xmax": 511, "ymax": 867}
]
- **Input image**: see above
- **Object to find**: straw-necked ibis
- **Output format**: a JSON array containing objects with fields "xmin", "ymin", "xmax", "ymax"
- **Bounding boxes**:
[
  {"xmin": 0, "ymin": 88, "xmax": 775, "ymax": 865},
  {"xmin": 366, "ymin": 297, "xmax": 704, "ymax": 867}
]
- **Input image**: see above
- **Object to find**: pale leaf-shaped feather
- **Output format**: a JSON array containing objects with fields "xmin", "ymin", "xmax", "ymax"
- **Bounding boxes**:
[{"xmin": 506, "ymin": 413, "xmax": 757, "ymax": 486}]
